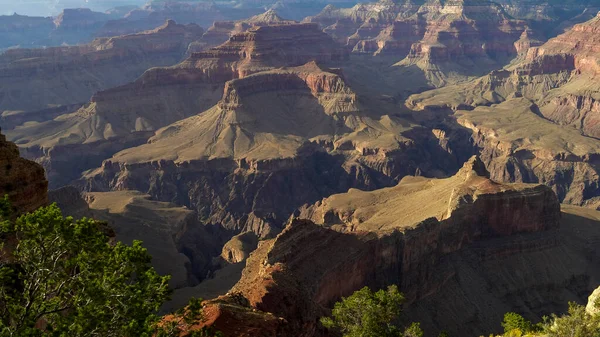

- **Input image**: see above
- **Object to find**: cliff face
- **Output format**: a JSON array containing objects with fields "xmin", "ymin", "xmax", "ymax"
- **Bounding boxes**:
[
  {"xmin": 0, "ymin": 20, "xmax": 203, "ymax": 124},
  {"xmin": 189, "ymin": 9, "xmax": 297, "ymax": 54},
  {"xmin": 0, "ymin": 131, "xmax": 48, "ymax": 214},
  {"xmin": 81, "ymin": 62, "xmax": 473, "ymax": 240},
  {"xmin": 392, "ymin": 0, "xmax": 529, "ymax": 87},
  {"xmin": 404, "ymin": 12, "xmax": 600, "ymax": 208},
  {"xmin": 209, "ymin": 157, "xmax": 597, "ymax": 337},
  {"xmin": 304, "ymin": 1, "xmax": 421, "ymax": 53},
  {"xmin": 7, "ymin": 23, "xmax": 349, "ymax": 189}
]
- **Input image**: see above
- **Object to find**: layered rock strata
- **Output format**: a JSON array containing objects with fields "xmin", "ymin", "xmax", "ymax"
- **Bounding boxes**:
[
  {"xmin": 406, "ymin": 12, "xmax": 600, "ymax": 207},
  {"xmin": 189, "ymin": 9, "xmax": 297, "ymax": 53},
  {"xmin": 82, "ymin": 62, "xmax": 472, "ymax": 240},
  {"xmin": 0, "ymin": 131, "xmax": 48, "ymax": 214},
  {"xmin": 0, "ymin": 20, "xmax": 203, "ymax": 119},
  {"xmin": 7, "ymin": 23, "xmax": 349, "ymax": 189},
  {"xmin": 392, "ymin": 0, "xmax": 529, "ymax": 87},
  {"xmin": 206, "ymin": 157, "xmax": 600, "ymax": 336}
]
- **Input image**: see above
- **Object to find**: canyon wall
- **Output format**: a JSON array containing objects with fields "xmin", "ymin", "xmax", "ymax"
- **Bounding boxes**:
[
  {"xmin": 0, "ymin": 19, "xmax": 203, "ymax": 121},
  {"xmin": 81, "ymin": 63, "xmax": 472, "ymax": 240},
  {"xmin": 0, "ymin": 131, "xmax": 48, "ymax": 214},
  {"xmin": 203, "ymin": 157, "xmax": 600, "ymax": 336}
]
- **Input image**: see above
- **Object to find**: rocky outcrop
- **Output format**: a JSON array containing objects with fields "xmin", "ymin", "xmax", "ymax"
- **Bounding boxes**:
[
  {"xmin": 0, "ymin": 131, "xmax": 47, "ymax": 214},
  {"xmin": 189, "ymin": 9, "xmax": 297, "ymax": 54},
  {"xmin": 404, "ymin": 13, "xmax": 600, "ymax": 208},
  {"xmin": 164, "ymin": 294, "xmax": 289, "ymax": 336},
  {"xmin": 0, "ymin": 20, "xmax": 203, "ymax": 120},
  {"xmin": 8, "ymin": 23, "xmax": 349, "ymax": 189},
  {"xmin": 220, "ymin": 232, "xmax": 259, "ymax": 264},
  {"xmin": 586, "ymin": 286, "xmax": 600, "ymax": 316},
  {"xmin": 393, "ymin": 0, "xmax": 529, "ymax": 87},
  {"xmin": 81, "ymin": 62, "xmax": 471, "ymax": 240},
  {"xmin": 209, "ymin": 157, "xmax": 599, "ymax": 336}
]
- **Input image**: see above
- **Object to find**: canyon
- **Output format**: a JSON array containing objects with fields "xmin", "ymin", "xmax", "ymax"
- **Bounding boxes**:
[
  {"xmin": 80, "ymin": 60, "xmax": 472, "ymax": 239},
  {"xmin": 6, "ymin": 22, "xmax": 350, "ymax": 188},
  {"xmin": 0, "ymin": 19, "xmax": 203, "ymax": 129},
  {"xmin": 188, "ymin": 157, "xmax": 600, "ymax": 336},
  {"xmin": 3, "ymin": 0, "xmax": 600, "ymax": 336},
  {"xmin": 407, "ymin": 10, "xmax": 600, "ymax": 207}
]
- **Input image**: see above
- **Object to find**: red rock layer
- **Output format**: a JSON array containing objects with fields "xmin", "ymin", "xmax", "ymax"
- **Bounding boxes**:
[
  {"xmin": 210, "ymin": 158, "xmax": 560, "ymax": 335},
  {"xmin": 190, "ymin": 23, "xmax": 349, "ymax": 78}
]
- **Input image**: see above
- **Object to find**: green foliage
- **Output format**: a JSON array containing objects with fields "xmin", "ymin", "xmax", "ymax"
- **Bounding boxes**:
[
  {"xmin": 0, "ymin": 200, "xmax": 220, "ymax": 337},
  {"xmin": 502, "ymin": 312, "xmax": 533, "ymax": 334},
  {"xmin": 494, "ymin": 302, "xmax": 600, "ymax": 337},
  {"xmin": 403, "ymin": 322, "xmax": 424, "ymax": 337},
  {"xmin": 0, "ymin": 202, "xmax": 171, "ymax": 336},
  {"xmin": 320, "ymin": 285, "xmax": 423, "ymax": 337},
  {"xmin": 544, "ymin": 302, "xmax": 600, "ymax": 337},
  {"xmin": 438, "ymin": 331, "xmax": 450, "ymax": 337}
]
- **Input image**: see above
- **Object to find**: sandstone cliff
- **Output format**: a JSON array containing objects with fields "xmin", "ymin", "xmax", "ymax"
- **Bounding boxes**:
[
  {"xmin": 406, "ymin": 12, "xmax": 600, "ymax": 208},
  {"xmin": 81, "ymin": 62, "xmax": 472, "ymax": 240},
  {"xmin": 189, "ymin": 9, "xmax": 297, "ymax": 54},
  {"xmin": 7, "ymin": 23, "xmax": 349, "ymax": 189},
  {"xmin": 0, "ymin": 131, "xmax": 48, "ymax": 214},
  {"xmin": 202, "ymin": 157, "xmax": 600, "ymax": 336},
  {"xmin": 304, "ymin": 1, "xmax": 421, "ymax": 53},
  {"xmin": 392, "ymin": 0, "xmax": 529, "ymax": 87}
]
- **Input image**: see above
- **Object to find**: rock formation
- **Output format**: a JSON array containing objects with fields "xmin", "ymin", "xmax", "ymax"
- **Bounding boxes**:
[
  {"xmin": 406, "ymin": 12, "xmax": 600, "ymax": 207},
  {"xmin": 0, "ymin": 130, "xmax": 48, "ymax": 214},
  {"xmin": 199, "ymin": 157, "xmax": 600, "ymax": 336},
  {"xmin": 85, "ymin": 190, "xmax": 219, "ymax": 290},
  {"xmin": 219, "ymin": 232, "xmax": 259, "ymax": 265},
  {"xmin": 81, "ymin": 61, "xmax": 471, "ymax": 240},
  {"xmin": 307, "ymin": 0, "xmax": 531, "ymax": 88},
  {"xmin": 0, "ymin": 8, "xmax": 130, "ymax": 51},
  {"xmin": 304, "ymin": 1, "xmax": 419, "ymax": 51},
  {"xmin": 0, "ymin": 14, "xmax": 55, "ymax": 50},
  {"xmin": 586, "ymin": 285, "xmax": 600, "ymax": 316},
  {"xmin": 7, "ymin": 23, "xmax": 349, "ymax": 188},
  {"xmin": 0, "ymin": 20, "xmax": 203, "ymax": 127},
  {"xmin": 392, "ymin": 0, "xmax": 529, "ymax": 87},
  {"xmin": 189, "ymin": 9, "xmax": 297, "ymax": 53}
]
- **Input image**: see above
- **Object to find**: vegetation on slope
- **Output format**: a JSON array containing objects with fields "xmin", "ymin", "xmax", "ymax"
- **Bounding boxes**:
[
  {"xmin": 488, "ymin": 302, "xmax": 600, "ymax": 337},
  {"xmin": 0, "ymin": 197, "xmax": 219, "ymax": 336},
  {"xmin": 320, "ymin": 285, "xmax": 427, "ymax": 337}
]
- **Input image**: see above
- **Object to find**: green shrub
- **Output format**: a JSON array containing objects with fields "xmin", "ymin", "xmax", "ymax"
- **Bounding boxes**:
[
  {"xmin": 0, "ymin": 197, "xmax": 218, "ymax": 336},
  {"xmin": 320, "ymin": 285, "xmax": 423, "ymax": 337}
]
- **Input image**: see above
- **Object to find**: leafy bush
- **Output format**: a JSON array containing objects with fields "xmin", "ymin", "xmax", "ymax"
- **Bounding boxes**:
[
  {"xmin": 502, "ymin": 312, "xmax": 533, "ymax": 334},
  {"xmin": 545, "ymin": 302, "xmax": 600, "ymax": 337},
  {"xmin": 320, "ymin": 285, "xmax": 423, "ymax": 337},
  {"xmin": 0, "ymin": 197, "xmax": 218, "ymax": 336}
]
